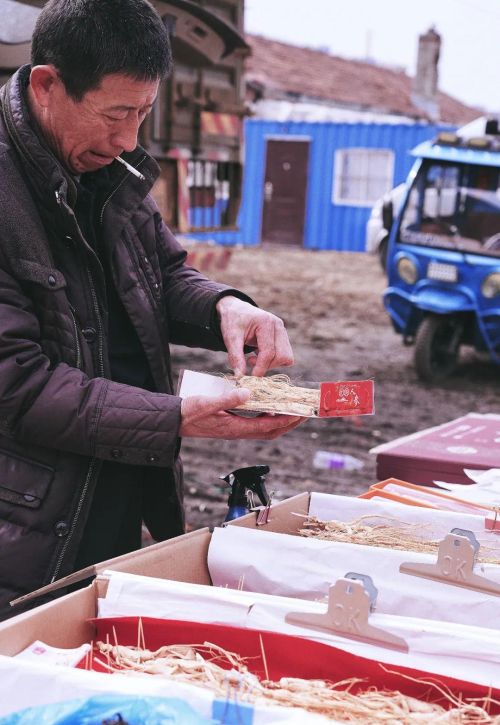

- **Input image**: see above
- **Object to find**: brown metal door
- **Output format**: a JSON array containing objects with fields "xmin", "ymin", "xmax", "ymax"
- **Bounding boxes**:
[{"xmin": 261, "ymin": 139, "xmax": 310, "ymax": 245}]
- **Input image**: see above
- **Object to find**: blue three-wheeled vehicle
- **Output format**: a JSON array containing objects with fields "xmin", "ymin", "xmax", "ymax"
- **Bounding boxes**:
[{"xmin": 384, "ymin": 118, "xmax": 500, "ymax": 382}]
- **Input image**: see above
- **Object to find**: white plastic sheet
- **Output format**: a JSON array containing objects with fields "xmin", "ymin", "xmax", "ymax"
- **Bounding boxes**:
[
  {"xmin": 0, "ymin": 656, "xmax": 209, "ymax": 717},
  {"xmin": 207, "ymin": 525, "xmax": 500, "ymax": 628}
]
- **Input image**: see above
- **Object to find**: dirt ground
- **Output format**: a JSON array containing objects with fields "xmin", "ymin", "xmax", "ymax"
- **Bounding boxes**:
[{"xmin": 171, "ymin": 246, "xmax": 500, "ymax": 530}]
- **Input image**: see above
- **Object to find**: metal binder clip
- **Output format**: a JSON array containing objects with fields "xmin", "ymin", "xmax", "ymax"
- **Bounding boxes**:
[
  {"xmin": 255, "ymin": 490, "xmax": 275, "ymax": 526},
  {"xmin": 285, "ymin": 573, "xmax": 408, "ymax": 651},
  {"xmin": 400, "ymin": 527, "xmax": 500, "ymax": 596},
  {"xmin": 344, "ymin": 572, "xmax": 378, "ymax": 611}
]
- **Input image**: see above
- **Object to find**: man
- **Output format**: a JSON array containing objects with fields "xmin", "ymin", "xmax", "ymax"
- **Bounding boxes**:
[{"xmin": 0, "ymin": 0, "xmax": 300, "ymax": 619}]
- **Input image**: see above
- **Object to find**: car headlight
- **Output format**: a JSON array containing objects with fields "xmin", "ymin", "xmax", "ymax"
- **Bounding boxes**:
[
  {"xmin": 397, "ymin": 257, "xmax": 418, "ymax": 284},
  {"xmin": 481, "ymin": 272, "xmax": 500, "ymax": 299}
]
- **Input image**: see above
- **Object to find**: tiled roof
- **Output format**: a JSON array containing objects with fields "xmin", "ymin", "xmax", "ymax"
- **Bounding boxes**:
[{"xmin": 246, "ymin": 34, "xmax": 479, "ymax": 125}]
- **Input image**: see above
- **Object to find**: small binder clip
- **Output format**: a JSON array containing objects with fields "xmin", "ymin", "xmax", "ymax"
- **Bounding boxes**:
[
  {"xmin": 485, "ymin": 506, "xmax": 500, "ymax": 533},
  {"xmin": 285, "ymin": 573, "xmax": 408, "ymax": 651},
  {"xmin": 255, "ymin": 490, "xmax": 274, "ymax": 526},
  {"xmin": 400, "ymin": 528, "xmax": 500, "ymax": 596}
]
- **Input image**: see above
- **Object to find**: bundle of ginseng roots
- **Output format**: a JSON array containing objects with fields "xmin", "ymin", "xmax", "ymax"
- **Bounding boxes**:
[
  {"xmin": 230, "ymin": 374, "xmax": 319, "ymax": 416},
  {"xmin": 299, "ymin": 515, "xmax": 500, "ymax": 564},
  {"xmin": 95, "ymin": 639, "xmax": 500, "ymax": 723}
]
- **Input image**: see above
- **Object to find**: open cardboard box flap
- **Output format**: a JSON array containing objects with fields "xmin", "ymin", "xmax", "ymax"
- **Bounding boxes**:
[
  {"xmin": 0, "ymin": 528, "xmax": 214, "ymax": 655},
  {"xmin": 7, "ymin": 527, "xmax": 213, "ymax": 613}
]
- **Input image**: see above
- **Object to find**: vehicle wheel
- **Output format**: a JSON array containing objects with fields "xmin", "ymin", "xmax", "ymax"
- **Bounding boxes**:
[
  {"xmin": 378, "ymin": 236, "xmax": 388, "ymax": 271},
  {"xmin": 414, "ymin": 314, "xmax": 463, "ymax": 382}
]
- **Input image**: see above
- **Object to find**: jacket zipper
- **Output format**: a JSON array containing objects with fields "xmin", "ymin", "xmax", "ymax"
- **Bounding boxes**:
[
  {"xmin": 50, "ymin": 188, "xmax": 110, "ymax": 583},
  {"xmin": 68, "ymin": 304, "xmax": 82, "ymax": 370},
  {"xmin": 86, "ymin": 266, "xmax": 105, "ymax": 376},
  {"xmin": 50, "ymin": 459, "xmax": 97, "ymax": 583},
  {"xmin": 51, "ymin": 270, "xmax": 105, "ymax": 582},
  {"xmin": 50, "ymin": 271, "xmax": 105, "ymax": 583}
]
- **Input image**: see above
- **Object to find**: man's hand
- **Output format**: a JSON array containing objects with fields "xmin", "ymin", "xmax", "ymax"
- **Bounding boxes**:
[
  {"xmin": 216, "ymin": 296, "xmax": 294, "ymax": 377},
  {"xmin": 180, "ymin": 388, "xmax": 303, "ymax": 439}
]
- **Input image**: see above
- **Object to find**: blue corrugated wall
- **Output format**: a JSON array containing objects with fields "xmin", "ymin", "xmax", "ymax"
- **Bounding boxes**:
[{"xmin": 192, "ymin": 119, "xmax": 455, "ymax": 251}]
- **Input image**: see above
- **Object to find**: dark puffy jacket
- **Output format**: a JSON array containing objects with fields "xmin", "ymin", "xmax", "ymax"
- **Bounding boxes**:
[{"xmin": 0, "ymin": 67, "xmax": 242, "ymax": 618}]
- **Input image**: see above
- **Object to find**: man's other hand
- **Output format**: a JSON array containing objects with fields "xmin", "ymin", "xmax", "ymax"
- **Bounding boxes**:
[
  {"xmin": 180, "ymin": 388, "xmax": 303, "ymax": 439},
  {"xmin": 216, "ymin": 296, "xmax": 294, "ymax": 377}
]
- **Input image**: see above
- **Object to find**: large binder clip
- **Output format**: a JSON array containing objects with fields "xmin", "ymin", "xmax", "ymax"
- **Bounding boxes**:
[
  {"xmin": 400, "ymin": 528, "xmax": 500, "ymax": 596},
  {"xmin": 285, "ymin": 572, "xmax": 408, "ymax": 652}
]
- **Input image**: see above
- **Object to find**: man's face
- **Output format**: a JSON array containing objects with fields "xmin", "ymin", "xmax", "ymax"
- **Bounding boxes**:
[{"xmin": 34, "ymin": 71, "xmax": 159, "ymax": 174}]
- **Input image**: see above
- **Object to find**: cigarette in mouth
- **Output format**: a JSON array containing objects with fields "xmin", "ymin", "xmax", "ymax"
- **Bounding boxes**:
[{"xmin": 115, "ymin": 155, "xmax": 146, "ymax": 181}]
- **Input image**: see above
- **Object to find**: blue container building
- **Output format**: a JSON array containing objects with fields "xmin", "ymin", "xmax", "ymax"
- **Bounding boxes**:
[{"xmin": 194, "ymin": 119, "xmax": 454, "ymax": 252}]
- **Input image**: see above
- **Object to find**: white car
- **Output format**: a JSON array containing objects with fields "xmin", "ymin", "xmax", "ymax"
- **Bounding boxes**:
[{"xmin": 365, "ymin": 183, "xmax": 406, "ymax": 269}]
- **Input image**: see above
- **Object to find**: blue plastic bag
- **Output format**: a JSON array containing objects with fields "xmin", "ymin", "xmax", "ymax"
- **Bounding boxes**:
[{"xmin": 0, "ymin": 693, "xmax": 212, "ymax": 725}]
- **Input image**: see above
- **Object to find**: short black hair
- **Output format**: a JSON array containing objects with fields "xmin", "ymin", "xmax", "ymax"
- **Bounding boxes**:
[{"xmin": 31, "ymin": 0, "xmax": 172, "ymax": 100}]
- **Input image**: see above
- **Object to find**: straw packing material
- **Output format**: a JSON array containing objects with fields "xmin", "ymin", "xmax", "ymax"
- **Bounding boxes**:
[{"xmin": 95, "ymin": 640, "xmax": 499, "ymax": 723}]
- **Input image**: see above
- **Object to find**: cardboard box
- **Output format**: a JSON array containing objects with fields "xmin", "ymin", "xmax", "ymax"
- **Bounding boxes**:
[
  {"xmin": 3, "ymin": 573, "xmax": 500, "ymax": 724},
  {"xmin": 370, "ymin": 413, "xmax": 500, "ymax": 485},
  {"xmin": 2, "ymin": 487, "xmax": 498, "ymax": 655},
  {"xmin": 2, "ymin": 493, "xmax": 500, "ymax": 719}
]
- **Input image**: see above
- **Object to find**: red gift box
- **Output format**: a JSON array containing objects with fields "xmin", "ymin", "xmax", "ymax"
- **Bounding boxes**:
[{"xmin": 373, "ymin": 413, "xmax": 500, "ymax": 486}]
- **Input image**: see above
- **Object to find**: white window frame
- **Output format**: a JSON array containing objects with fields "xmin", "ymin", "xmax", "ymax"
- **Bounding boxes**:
[{"xmin": 332, "ymin": 148, "xmax": 395, "ymax": 207}]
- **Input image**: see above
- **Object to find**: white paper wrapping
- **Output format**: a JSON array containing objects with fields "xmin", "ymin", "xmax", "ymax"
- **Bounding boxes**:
[
  {"xmin": 178, "ymin": 369, "xmax": 235, "ymax": 398},
  {"xmin": 99, "ymin": 571, "xmax": 259, "ymax": 625},
  {"xmin": 207, "ymin": 525, "xmax": 500, "ymax": 629},
  {"xmin": 98, "ymin": 571, "xmax": 500, "ymax": 688},
  {"xmin": 435, "ymin": 468, "xmax": 500, "ymax": 505}
]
